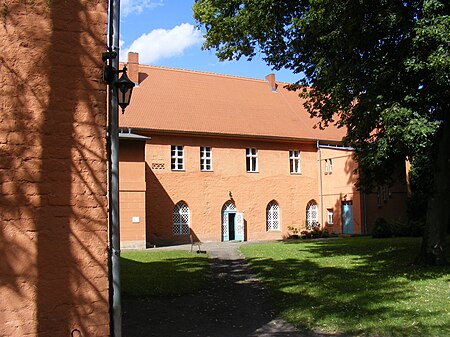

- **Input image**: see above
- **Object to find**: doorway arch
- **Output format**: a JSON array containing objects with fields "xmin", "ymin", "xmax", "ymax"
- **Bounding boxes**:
[{"xmin": 221, "ymin": 200, "xmax": 236, "ymax": 241}]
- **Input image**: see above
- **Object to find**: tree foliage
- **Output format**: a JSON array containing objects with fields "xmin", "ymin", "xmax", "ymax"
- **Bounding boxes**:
[{"xmin": 194, "ymin": 0, "xmax": 450, "ymax": 264}]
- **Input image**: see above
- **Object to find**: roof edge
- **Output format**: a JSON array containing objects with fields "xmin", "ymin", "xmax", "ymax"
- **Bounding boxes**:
[{"xmin": 120, "ymin": 127, "xmax": 344, "ymax": 144}]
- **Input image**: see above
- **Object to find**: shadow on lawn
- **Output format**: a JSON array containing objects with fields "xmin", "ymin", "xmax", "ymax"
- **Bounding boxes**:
[
  {"xmin": 120, "ymin": 255, "xmax": 210, "ymax": 297},
  {"xmin": 245, "ymin": 237, "xmax": 450, "ymax": 336}
]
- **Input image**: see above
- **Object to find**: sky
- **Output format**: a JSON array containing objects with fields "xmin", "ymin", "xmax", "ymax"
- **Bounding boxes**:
[{"xmin": 119, "ymin": 0, "xmax": 300, "ymax": 83}]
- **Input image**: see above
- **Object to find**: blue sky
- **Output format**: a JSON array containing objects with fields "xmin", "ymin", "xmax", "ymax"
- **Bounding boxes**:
[{"xmin": 119, "ymin": 0, "xmax": 300, "ymax": 83}]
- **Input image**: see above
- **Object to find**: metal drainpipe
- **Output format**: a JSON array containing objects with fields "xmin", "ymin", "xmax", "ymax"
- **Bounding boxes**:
[
  {"xmin": 317, "ymin": 141, "xmax": 324, "ymax": 227},
  {"xmin": 108, "ymin": 0, "xmax": 122, "ymax": 335}
]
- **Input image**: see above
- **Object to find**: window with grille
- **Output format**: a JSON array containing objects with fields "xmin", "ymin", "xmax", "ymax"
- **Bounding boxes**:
[
  {"xmin": 246, "ymin": 148, "xmax": 258, "ymax": 172},
  {"xmin": 289, "ymin": 150, "xmax": 301, "ymax": 174},
  {"xmin": 171, "ymin": 145, "xmax": 184, "ymax": 170},
  {"xmin": 266, "ymin": 201, "xmax": 280, "ymax": 231},
  {"xmin": 200, "ymin": 146, "xmax": 212, "ymax": 171},
  {"xmin": 306, "ymin": 200, "xmax": 319, "ymax": 229},
  {"xmin": 173, "ymin": 202, "xmax": 190, "ymax": 235}
]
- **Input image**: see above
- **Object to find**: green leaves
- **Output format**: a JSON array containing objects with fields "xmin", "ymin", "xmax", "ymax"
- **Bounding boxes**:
[{"xmin": 194, "ymin": 0, "xmax": 450, "ymax": 191}]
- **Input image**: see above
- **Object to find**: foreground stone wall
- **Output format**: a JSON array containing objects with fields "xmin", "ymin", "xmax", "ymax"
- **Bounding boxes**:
[{"xmin": 0, "ymin": 1, "xmax": 109, "ymax": 335}]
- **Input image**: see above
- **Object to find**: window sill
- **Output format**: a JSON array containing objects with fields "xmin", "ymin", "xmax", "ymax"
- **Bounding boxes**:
[
  {"xmin": 290, "ymin": 172, "xmax": 302, "ymax": 175},
  {"xmin": 171, "ymin": 169, "xmax": 185, "ymax": 172},
  {"xmin": 246, "ymin": 171, "xmax": 259, "ymax": 173}
]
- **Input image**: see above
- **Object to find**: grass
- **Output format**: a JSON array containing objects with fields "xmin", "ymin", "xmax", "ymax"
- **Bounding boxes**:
[
  {"xmin": 121, "ymin": 250, "xmax": 210, "ymax": 296},
  {"xmin": 240, "ymin": 237, "xmax": 450, "ymax": 337}
]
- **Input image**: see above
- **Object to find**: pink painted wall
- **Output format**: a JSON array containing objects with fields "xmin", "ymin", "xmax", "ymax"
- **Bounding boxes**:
[{"xmin": 0, "ymin": 1, "xmax": 109, "ymax": 335}]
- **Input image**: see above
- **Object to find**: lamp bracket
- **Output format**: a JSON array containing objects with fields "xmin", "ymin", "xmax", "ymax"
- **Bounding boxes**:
[{"xmin": 102, "ymin": 49, "xmax": 119, "ymax": 84}]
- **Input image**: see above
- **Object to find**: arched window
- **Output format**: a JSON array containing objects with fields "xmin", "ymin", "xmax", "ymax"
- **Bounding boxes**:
[
  {"xmin": 306, "ymin": 200, "xmax": 319, "ymax": 229},
  {"xmin": 266, "ymin": 201, "xmax": 280, "ymax": 231},
  {"xmin": 173, "ymin": 202, "xmax": 190, "ymax": 235}
]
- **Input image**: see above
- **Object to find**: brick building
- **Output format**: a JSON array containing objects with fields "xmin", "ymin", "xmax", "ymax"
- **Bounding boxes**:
[
  {"xmin": 1, "ymin": 1, "xmax": 109, "ymax": 335},
  {"xmin": 117, "ymin": 53, "xmax": 407, "ymax": 249}
]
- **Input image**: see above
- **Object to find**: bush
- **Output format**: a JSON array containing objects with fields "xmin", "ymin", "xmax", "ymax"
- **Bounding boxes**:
[
  {"xmin": 408, "ymin": 219, "xmax": 425, "ymax": 237},
  {"xmin": 372, "ymin": 217, "xmax": 392, "ymax": 238},
  {"xmin": 372, "ymin": 218, "xmax": 423, "ymax": 238},
  {"xmin": 390, "ymin": 220, "xmax": 411, "ymax": 237}
]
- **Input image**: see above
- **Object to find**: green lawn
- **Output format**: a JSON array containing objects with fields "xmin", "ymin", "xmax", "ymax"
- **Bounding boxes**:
[
  {"xmin": 121, "ymin": 250, "xmax": 210, "ymax": 296},
  {"xmin": 240, "ymin": 237, "xmax": 450, "ymax": 337}
]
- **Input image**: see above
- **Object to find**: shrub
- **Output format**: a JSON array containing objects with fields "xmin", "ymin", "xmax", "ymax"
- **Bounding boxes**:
[
  {"xmin": 372, "ymin": 217, "xmax": 392, "ymax": 238},
  {"xmin": 408, "ymin": 219, "xmax": 425, "ymax": 237},
  {"xmin": 390, "ymin": 220, "xmax": 411, "ymax": 237}
]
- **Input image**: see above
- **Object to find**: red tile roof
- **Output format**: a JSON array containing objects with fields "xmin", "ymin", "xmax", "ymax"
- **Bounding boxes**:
[{"xmin": 119, "ymin": 64, "xmax": 345, "ymax": 142}]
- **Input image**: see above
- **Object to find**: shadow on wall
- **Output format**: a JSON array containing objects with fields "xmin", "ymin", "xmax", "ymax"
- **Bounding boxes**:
[
  {"xmin": 146, "ymin": 165, "xmax": 207, "ymax": 246},
  {"xmin": 146, "ymin": 164, "xmax": 176, "ymax": 246},
  {"xmin": 1, "ymin": 1, "xmax": 108, "ymax": 335}
]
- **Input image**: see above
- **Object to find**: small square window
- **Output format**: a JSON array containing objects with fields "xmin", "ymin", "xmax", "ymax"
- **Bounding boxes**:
[
  {"xmin": 289, "ymin": 150, "xmax": 301, "ymax": 174},
  {"xmin": 200, "ymin": 146, "xmax": 212, "ymax": 171},
  {"xmin": 327, "ymin": 209, "xmax": 334, "ymax": 224},
  {"xmin": 171, "ymin": 145, "xmax": 184, "ymax": 170},
  {"xmin": 246, "ymin": 148, "xmax": 258, "ymax": 172}
]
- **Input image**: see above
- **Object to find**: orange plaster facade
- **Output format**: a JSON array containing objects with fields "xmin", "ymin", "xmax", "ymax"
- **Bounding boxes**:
[
  {"xmin": 319, "ymin": 147, "xmax": 362, "ymax": 234},
  {"xmin": 119, "ymin": 133, "xmax": 367, "ymax": 247},
  {"xmin": 145, "ymin": 134, "xmax": 322, "ymax": 245},
  {"xmin": 119, "ymin": 139, "xmax": 147, "ymax": 249},
  {"xmin": 1, "ymin": 1, "xmax": 109, "ymax": 335}
]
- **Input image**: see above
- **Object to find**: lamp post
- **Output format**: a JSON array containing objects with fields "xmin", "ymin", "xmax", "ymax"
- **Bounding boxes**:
[{"xmin": 103, "ymin": 0, "xmax": 135, "ymax": 335}]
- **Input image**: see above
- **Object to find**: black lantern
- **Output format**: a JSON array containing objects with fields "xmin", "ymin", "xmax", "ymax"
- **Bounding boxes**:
[{"xmin": 115, "ymin": 66, "xmax": 135, "ymax": 113}]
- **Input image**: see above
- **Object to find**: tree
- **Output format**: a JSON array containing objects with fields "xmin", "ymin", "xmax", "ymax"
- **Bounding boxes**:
[{"xmin": 193, "ymin": 0, "xmax": 450, "ymax": 265}]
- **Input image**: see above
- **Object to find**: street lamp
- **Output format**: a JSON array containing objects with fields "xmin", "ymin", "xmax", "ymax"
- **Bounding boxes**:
[
  {"xmin": 115, "ymin": 66, "xmax": 134, "ymax": 113},
  {"xmin": 103, "ymin": 52, "xmax": 135, "ymax": 113}
]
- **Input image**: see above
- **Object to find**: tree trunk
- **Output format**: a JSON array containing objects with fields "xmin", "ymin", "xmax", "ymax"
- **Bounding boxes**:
[{"xmin": 416, "ymin": 119, "xmax": 450, "ymax": 265}]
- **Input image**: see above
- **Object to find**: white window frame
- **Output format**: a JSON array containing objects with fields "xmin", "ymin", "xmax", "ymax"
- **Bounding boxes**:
[
  {"xmin": 200, "ymin": 146, "xmax": 212, "ymax": 171},
  {"xmin": 173, "ymin": 202, "xmax": 190, "ymax": 235},
  {"xmin": 329, "ymin": 159, "xmax": 333, "ymax": 174},
  {"xmin": 266, "ymin": 201, "xmax": 280, "ymax": 231},
  {"xmin": 324, "ymin": 159, "xmax": 329, "ymax": 174},
  {"xmin": 327, "ymin": 208, "xmax": 334, "ymax": 224},
  {"xmin": 171, "ymin": 145, "xmax": 184, "ymax": 171},
  {"xmin": 246, "ymin": 148, "xmax": 258, "ymax": 172},
  {"xmin": 289, "ymin": 150, "xmax": 301, "ymax": 174}
]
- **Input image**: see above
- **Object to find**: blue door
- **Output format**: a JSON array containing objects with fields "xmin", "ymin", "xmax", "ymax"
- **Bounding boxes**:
[
  {"xmin": 342, "ymin": 202, "xmax": 354, "ymax": 234},
  {"xmin": 235, "ymin": 212, "xmax": 245, "ymax": 241}
]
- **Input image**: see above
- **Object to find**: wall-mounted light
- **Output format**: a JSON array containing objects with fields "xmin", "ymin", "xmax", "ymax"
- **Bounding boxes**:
[{"xmin": 103, "ymin": 50, "xmax": 135, "ymax": 113}]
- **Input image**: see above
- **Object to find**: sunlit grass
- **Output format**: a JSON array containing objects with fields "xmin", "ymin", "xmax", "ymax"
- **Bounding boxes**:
[
  {"xmin": 121, "ymin": 250, "xmax": 210, "ymax": 296},
  {"xmin": 241, "ymin": 237, "xmax": 450, "ymax": 337}
]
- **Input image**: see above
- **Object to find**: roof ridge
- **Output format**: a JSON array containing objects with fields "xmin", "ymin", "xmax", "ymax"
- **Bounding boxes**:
[{"xmin": 137, "ymin": 63, "xmax": 288, "ymax": 84}]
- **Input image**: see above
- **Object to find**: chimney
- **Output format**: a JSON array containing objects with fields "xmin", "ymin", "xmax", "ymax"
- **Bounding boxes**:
[
  {"xmin": 265, "ymin": 73, "xmax": 278, "ymax": 92},
  {"xmin": 127, "ymin": 52, "xmax": 139, "ymax": 86}
]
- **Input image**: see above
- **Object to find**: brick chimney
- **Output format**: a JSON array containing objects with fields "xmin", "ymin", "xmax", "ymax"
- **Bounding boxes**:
[
  {"xmin": 265, "ymin": 73, "xmax": 278, "ymax": 92},
  {"xmin": 127, "ymin": 52, "xmax": 139, "ymax": 86}
]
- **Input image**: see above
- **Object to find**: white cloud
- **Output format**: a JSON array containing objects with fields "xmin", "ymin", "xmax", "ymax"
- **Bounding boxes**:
[
  {"xmin": 121, "ymin": 0, "xmax": 163, "ymax": 17},
  {"xmin": 120, "ymin": 23, "xmax": 204, "ymax": 64}
]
